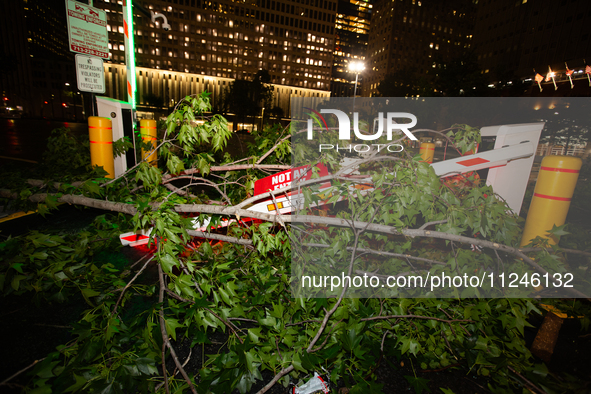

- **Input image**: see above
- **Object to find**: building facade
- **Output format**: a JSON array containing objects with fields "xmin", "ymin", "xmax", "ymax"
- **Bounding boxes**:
[
  {"xmin": 363, "ymin": 0, "xmax": 477, "ymax": 97},
  {"xmin": 99, "ymin": 0, "xmax": 336, "ymax": 115},
  {"xmin": 473, "ymin": 0, "xmax": 591, "ymax": 84},
  {"xmin": 331, "ymin": 0, "xmax": 372, "ymax": 97},
  {"xmin": 0, "ymin": 0, "xmax": 82, "ymax": 119},
  {"xmin": 2, "ymin": 0, "xmax": 337, "ymax": 119}
]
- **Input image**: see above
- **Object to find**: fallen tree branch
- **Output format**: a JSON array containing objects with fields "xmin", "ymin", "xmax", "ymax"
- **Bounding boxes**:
[
  {"xmin": 112, "ymin": 255, "xmax": 154, "ymax": 316},
  {"xmin": 254, "ymin": 365, "xmax": 294, "ymax": 394},
  {"xmin": 158, "ymin": 264, "xmax": 198, "ymax": 394},
  {"xmin": 4, "ymin": 190, "xmax": 588, "ymax": 298},
  {"xmin": 0, "ymin": 358, "xmax": 46, "ymax": 387},
  {"xmin": 186, "ymin": 230, "xmax": 253, "ymax": 246},
  {"xmin": 305, "ymin": 243, "xmax": 446, "ymax": 266},
  {"xmin": 360, "ymin": 314, "xmax": 474, "ymax": 324},
  {"xmin": 164, "ymin": 288, "xmax": 244, "ymax": 344}
]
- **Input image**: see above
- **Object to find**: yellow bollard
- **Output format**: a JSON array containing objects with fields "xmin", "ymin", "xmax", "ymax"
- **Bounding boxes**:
[
  {"xmin": 419, "ymin": 142, "xmax": 435, "ymax": 163},
  {"xmin": 520, "ymin": 155, "xmax": 582, "ymax": 246},
  {"xmin": 88, "ymin": 116, "xmax": 114, "ymax": 178},
  {"xmin": 140, "ymin": 119, "xmax": 158, "ymax": 167}
]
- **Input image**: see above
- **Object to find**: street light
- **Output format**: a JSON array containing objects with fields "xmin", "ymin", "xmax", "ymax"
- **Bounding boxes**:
[
  {"xmin": 348, "ymin": 61, "xmax": 365, "ymax": 98},
  {"xmin": 348, "ymin": 61, "xmax": 365, "ymax": 112}
]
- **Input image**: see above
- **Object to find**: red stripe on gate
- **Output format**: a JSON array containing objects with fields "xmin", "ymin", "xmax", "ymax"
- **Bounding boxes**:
[
  {"xmin": 533, "ymin": 193, "xmax": 571, "ymax": 202},
  {"xmin": 540, "ymin": 166, "xmax": 580, "ymax": 173},
  {"xmin": 127, "ymin": 81, "xmax": 132, "ymax": 96},
  {"xmin": 123, "ymin": 19, "xmax": 128, "ymax": 38},
  {"xmin": 122, "ymin": 234, "xmax": 150, "ymax": 242},
  {"xmin": 90, "ymin": 140, "xmax": 113, "ymax": 144},
  {"xmin": 457, "ymin": 157, "xmax": 490, "ymax": 167}
]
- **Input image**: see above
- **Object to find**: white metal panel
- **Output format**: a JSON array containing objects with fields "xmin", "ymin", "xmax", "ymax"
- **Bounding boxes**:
[
  {"xmin": 96, "ymin": 96, "xmax": 133, "ymax": 177},
  {"xmin": 481, "ymin": 123, "xmax": 544, "ymax": 214}
]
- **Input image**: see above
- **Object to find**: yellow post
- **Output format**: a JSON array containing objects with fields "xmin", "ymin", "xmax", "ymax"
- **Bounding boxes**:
[
  {"xmin": 88, "ymin": 116, "xmax": 114, "ymax": 178},
  {"xmin": 140, "ymin": 119, "xmax": 158, "ymax": 167},
  {"xmin": 520, "ymin": 155, "xmax": 582, "ymax": 246},
  {"xmin": 419, "ymin": 142, "xmax": 435, "ymax": 163}
]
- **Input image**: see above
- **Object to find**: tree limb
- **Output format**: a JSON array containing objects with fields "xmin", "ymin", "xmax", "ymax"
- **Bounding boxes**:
[{"xmin": 158, "ymin": 264, "xmax": 198, "ymax": 394}]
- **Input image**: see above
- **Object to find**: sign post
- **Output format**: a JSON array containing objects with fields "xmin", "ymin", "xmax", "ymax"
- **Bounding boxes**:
[
  {"xmin": 65, "ymin": 0, "xmax": 109, "ymax": 59},
  {"xmin": 75, "ymin": 54, "xmax": 105, "ymax": 94},
  {"xmin": 122, "ymin": 0, "xmax": 137, "ymax": 110}
]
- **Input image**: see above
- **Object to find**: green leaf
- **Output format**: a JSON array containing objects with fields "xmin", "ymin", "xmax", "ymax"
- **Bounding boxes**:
[
  {"xmin": 245, "ymin": 350, "xmax": 258, "ymax": 373},
  {"xmin": 160, "ymin": 254, "xmax": 179, "ymax": 273},
  {"xmin": 292, "ymin": 353, "xmax": 306, "ymax": 372},
  {"xmin": 547, "ymin": 224, "xmax": 570, "ymax": 237},
  {"xmin": 136, "ymin": 357, "xmax": 159, "ymax": 375},
  {"xmin": 84, "ymin": 180, "xmax": 101, "ymax": 195},
  {"xmin": 81, "ymin": 287, "xmax": 101, "ymax": 307},
  {"xmin": 30, "ymin": 386, "xmax": 52, "ymax": 394},
  {"xmin": 165, "ymin": 318, "xmax": 183, "ymax": 341},
  {"xmin": 404, "ymin": 375, "xmax": 430, "ymax": 394},
  {"xmin": 11, "ymin": 274, "xmax": 26, "ymax": 291},
  {"xmin": 64, "ymin": 373, "xmax": 87, "ymax": 392}
]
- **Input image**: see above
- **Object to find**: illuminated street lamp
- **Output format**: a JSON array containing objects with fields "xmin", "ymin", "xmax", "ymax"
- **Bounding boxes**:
[
  {"xmin": 348, "ymin": 61, "xmax": 365, "ymax": 99},
  {"xmin": 348, "ymin": 61, "xmax": 364, "ymax": 112}
]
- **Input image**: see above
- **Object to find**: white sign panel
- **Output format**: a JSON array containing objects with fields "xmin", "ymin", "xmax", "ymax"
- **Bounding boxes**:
[
  {"xmin": 65, "ymin": 0, "xmax": 109, "ymax": 59},
  {"xmin": 75, "ymin": 54, "xmax": 105, "ymax": 93}
]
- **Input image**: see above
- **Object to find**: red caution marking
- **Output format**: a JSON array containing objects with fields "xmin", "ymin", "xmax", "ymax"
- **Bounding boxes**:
[
  {"xmin": 121, "ymin": 234, "xmax": 150, "ymax": 242},
  {"xmin": 457, "ymin": 157, "xmax": 490, "ymax": 167},
  {"xmin": 540, "ymin": 166, "xmax": 580, "ymax": 173},
  {"xmin": 533, "ymin": 193, "xmax": 571, "ymax": 202}
]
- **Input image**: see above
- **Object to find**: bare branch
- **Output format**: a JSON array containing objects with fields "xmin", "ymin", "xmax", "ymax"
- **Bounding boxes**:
[
  {"xmin": 254, "ymin": 365, "xmax": 294, "ymax": 394},
  {"xmin": 112, "ymin": 255, "xmax": 154, "ymax": 315},
  {"xmin": 158, "ymin": 264, "xmax": 198, "ymax": 394}
]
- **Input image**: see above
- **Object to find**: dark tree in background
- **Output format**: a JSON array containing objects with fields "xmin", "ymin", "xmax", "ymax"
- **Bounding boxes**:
[
  {"xmin": 376, "ymin": 67, "xmax": 435, "ymax": 98},
  {"xmin": 143, "ymin": 93, "xmax": 164, "ymax": 108},
  {"xmin": 223, "ymin": 70, "xmax": 274, "ymax": 130},
  {"xmin": 433, "ymin": 52, "xmax": 490, "ymax": 97},
  {"xmin": 377, "ymin": 52, "xmax": 491, "ymax": 98}
]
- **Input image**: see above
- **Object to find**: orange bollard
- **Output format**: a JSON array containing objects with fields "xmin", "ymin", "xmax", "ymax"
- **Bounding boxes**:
[
  {"xmin": 140, "ymin": 119, "xmax": 158, "ymax": 167},
  {"xmin": 88, "ymin": 116, "xmax": 114, "ymax": 178},
  {"xmin": 419, "ymin": 142, "xmax": 435, "ymax": 163},
  {"xmin": 520, "ymin": 155, "xmax": 582, "ymax": 246}
]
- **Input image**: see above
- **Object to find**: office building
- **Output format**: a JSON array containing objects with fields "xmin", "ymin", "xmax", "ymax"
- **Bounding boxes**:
[
  {"xmin": 473, "ymin": 0, "xmax": 591, "ymax": 84},
  {"xmin": 331, "ymin": 0, "xmax": 372, "ymax": 97},
  {"xmin": 98, "ymin": 0, "xmax": 337, "ymax": 117},
  {"xmin": 1, "ymin": 0, "xmax": 338, "ymax": 119},
  {"xmin": 363, "ymin": 0, "xmax": 477, "ymax": 97}
]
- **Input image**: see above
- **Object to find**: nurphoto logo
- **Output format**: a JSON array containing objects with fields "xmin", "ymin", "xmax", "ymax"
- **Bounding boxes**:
[{"xmin": 305, "ymin": 108, "xmax": 418, "ymax": 153}]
